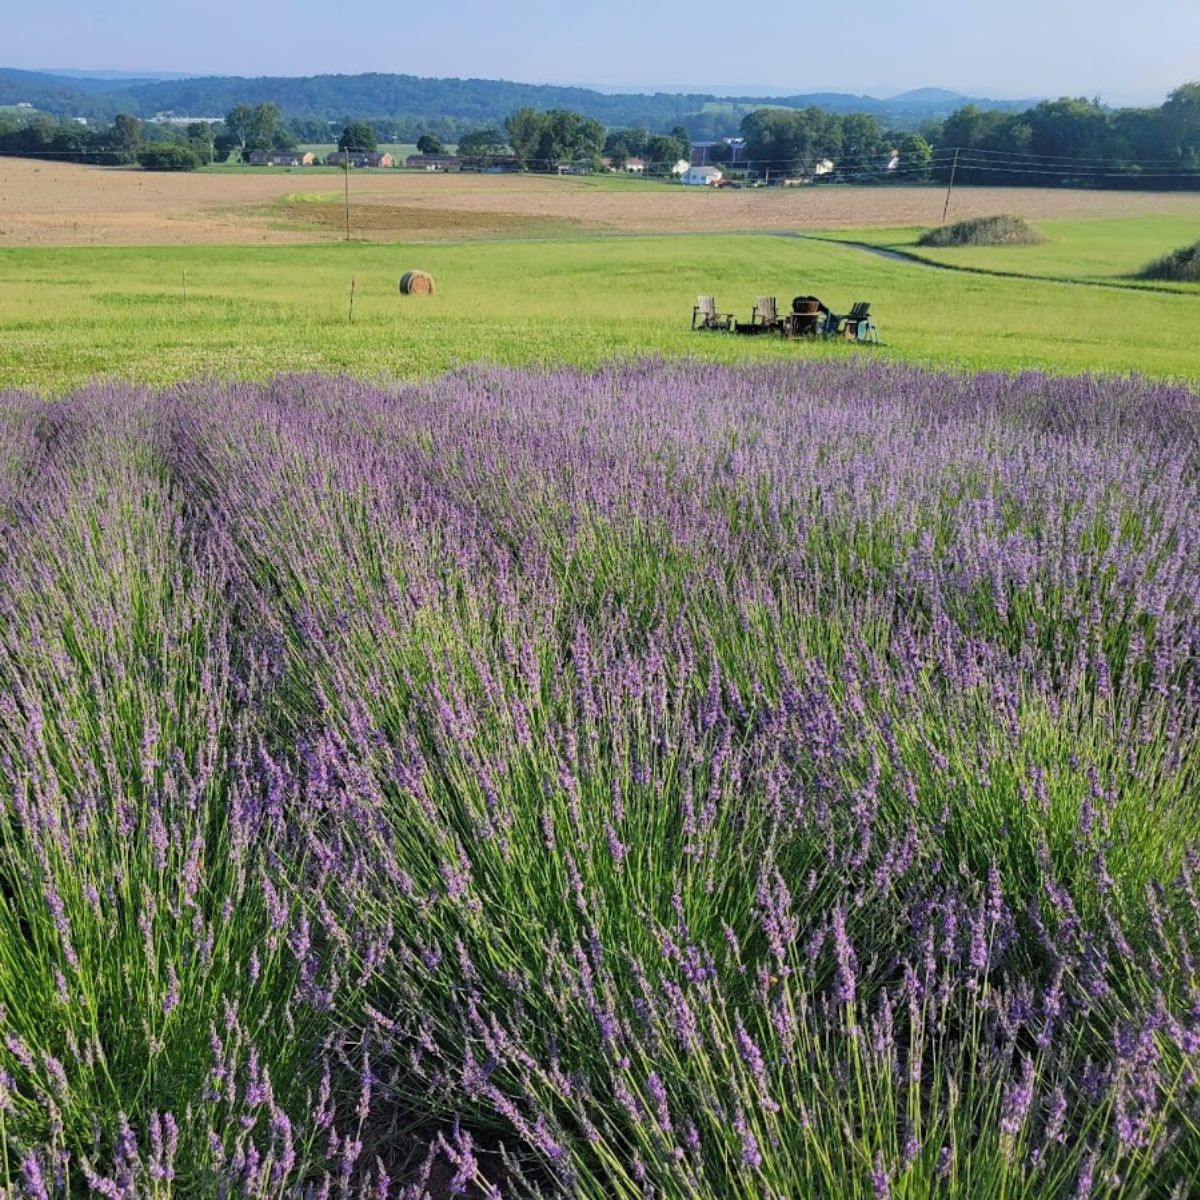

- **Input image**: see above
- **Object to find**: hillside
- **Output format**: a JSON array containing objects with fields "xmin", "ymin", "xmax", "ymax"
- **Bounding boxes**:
[{"xmin": 0, "ymin": 67, "xmax": 1033, "ymax": 133}]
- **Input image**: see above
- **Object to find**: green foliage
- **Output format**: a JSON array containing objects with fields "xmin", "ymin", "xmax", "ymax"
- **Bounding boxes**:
[
  {"xmin": 605, "ymin": 127, "xmax": 648, "ymax": 159},
  {"xmin": 224, "ymin": 102, "xmax": 282, "ymax": 155},
  {"xmin": 1139, "ymin": 240, "xmax": 1200, "ymax": 282},
  {"xmin": 0, "ymin": 114, "xmax": 145, "ymax": 164},
  {"xmin": 338, "ymin": 120, "xmax": 377, "ymax": 152},
  {"xmin": 670, "ymin": 123, "xmax": 691, "ymax": 160},
  {"xmin": 415, "ymin": 133, "xmax": 443, "ymax": 154},
  {"xmin": 933, "ymin": 89, "xmax": 1200, "ymax": 188},
  {"xmin": 211, "ymin": 130, "xmax": 238, "ymax": 162},
  {"xmin": 185, "ymin": 122, "xmax": 215, "ymax": 165},
  {"xmin": 504, "ymin": 107, "xmax": 604, "ymax": 170},
  {"xmin": 111, "ymin": 112, "xmax": 141, "ymax": 162},
  {"xmin": 1160, "ymin": 82, "xmax": 1200, "ymax": 164},
  {"xmin": 739, "ymin": 106, "xmax": 847, "ymax": 175},
  {"xmin": 456, "ymin": 127, "xmax": 507, "ymax": 162},
  {"xmin": 645, "ymin": 132, "xmax": 688, "ymax": 171},
  {"xmin": 918, "ymin": 214, "xmax": 1046, "ymax": 247},
  {"xmin": 888, "ymin": 130, "xmax": 933, "ymax": 178},
  {"xmin": 505, "ymin": 106, "xmax": 543, "ymax": 168},
  {"xmin": 137, "ymin": 143, "xmax": 200, "ymax": 171}
]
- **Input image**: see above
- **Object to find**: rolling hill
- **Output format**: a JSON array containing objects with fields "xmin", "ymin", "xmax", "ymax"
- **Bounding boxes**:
[{"xmin": 0, "ymin": 66, "xmax": 1034, "ymax": 133}]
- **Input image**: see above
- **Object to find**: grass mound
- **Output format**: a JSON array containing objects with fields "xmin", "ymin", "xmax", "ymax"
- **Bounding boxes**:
[
  {"xmin": 919, "ymin": 213, "xmax": 1046, "ymax": 247},
  {"xmin": 1139, "ymin": 240, "xmax": 1200, "ymax": 282}
]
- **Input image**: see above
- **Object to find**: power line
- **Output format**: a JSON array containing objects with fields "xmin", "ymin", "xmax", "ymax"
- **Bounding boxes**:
[{"xmin": 933, "ymin": 145, "xmax": 1200, "ymax": 167}]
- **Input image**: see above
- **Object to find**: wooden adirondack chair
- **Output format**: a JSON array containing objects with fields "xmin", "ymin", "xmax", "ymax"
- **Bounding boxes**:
[
  {"xmin": 839, "ymin": 301, "xmax": 879, "ymax": 343},
  {"xmin": 692, "ymin": 295, "xmax": 733, "ymax": 331},
  {"xmin": 751, "ymin": 296, "xmax": 779, "ymax": 327}
]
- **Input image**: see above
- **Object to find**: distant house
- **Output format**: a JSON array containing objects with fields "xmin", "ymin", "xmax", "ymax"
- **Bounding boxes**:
[
  {"xmin": 248, "ymin": 150, "xmax": 316, "ymax": 167},
  {"xmin": 625, "ymin": 157, "xmax": 646, "ymax": 174},
  {"xmin": 683, "ymin": 165, "xmax": 723, "ymax": 187},
  {"xmin": 558, "ymin": 163, "xmax": 592, "ymax": 175},
  {"xmin": 405, "ymin": 153, "xmax": 462, "ymax": 171},
  {"xmin": 327, "ymin": 151, "xmax": 395, "ymax": 168}
]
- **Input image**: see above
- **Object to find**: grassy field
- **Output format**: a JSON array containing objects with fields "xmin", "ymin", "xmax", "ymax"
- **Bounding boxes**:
[
  {"xmin": 830, "ymin": 214, "xmax": 1200, "ymax": 291},
  {"xmin": 2, "ymin": 223, "xmax": 1198, "ymax": 391}
]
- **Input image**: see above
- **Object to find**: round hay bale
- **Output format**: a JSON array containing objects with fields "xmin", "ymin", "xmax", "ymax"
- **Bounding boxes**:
[{"xmin": 399, "ymin": 270, "xmax": 435, "ymax": 296}]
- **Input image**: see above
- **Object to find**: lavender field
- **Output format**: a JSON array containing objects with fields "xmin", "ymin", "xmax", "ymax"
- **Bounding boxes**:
[{"xmin": 2, "ymin": 360, "xmax": 1200, "ymax": 1198}]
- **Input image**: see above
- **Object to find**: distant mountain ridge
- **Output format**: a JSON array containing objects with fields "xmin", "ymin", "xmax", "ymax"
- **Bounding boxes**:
[
  {"xmin": 38, "ymin": 68, "xmax": 208, "ymax": 82},
  {"xmin": 0, "ymin": 66, "xmax": 1036, "ymax": 132}
]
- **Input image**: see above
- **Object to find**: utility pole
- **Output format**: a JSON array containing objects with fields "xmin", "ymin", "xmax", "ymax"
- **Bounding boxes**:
[{"xmin": 941, "ymin": 147, "xmax": 960, "ymax": 223}]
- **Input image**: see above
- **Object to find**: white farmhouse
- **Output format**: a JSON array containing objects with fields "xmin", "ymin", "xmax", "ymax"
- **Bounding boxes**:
[{"xmin": 682, "ymin": 165, "xmax": 723, "ymax": 187}]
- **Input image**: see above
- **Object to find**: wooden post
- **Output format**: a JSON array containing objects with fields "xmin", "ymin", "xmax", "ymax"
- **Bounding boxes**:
[
  {"xmin": 349, "ymin": 276, "xmax": 356, "ymax": 323},
  {"xmin": 941, "ymin": 147, "xmax": 960, "ymax": 224}
]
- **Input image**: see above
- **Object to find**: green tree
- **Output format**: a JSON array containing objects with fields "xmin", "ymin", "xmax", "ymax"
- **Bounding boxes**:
[
  {"xmin": 740, "ymin": 107, "xmax": 840, "ymax": 177},
  {"xmin": 223, "ymin": 104, "xmax": 256, "ymax": 152},
  {"xmin": 645, "ymin": 133, "xmax": 688, "ymax": 175},
  {"xmin": 338, "ymin": 121, "xmax": 377, "ymax": 153},
  {"xmin": 1161, "ymin": 82, "xmax": 1200, "ymax": 164},
  {"xmin": 606, "ymin": 127, "xmax": 648, "ymax": 158},
  {"xmin": 1027, "ymin": 98, "xmax": 1114, "ymax": 161},
  {"xmin": 244, "ymin": 103, "xmax": 282, "ymax": 152},
  {"xmin": 531, "ymin": 109, "xmax": 601, "ymax": 170},
  {"xmin": 670, "ymin": 124, "xmax": 692, "ymax": 164},
  {"xmin": 456, "ymin": 128, "xmax": 507, "ymax": 163},
  {"xmin": 416, "ymin": 134, "xmax": 443, "ymax": 154},
  {"xmin": 890, "ymin": 131, "xmax": 933, "ymax": 179},
  {"xmin": 185, "ymin": 122, "xmax": 215, "ymax": 165},
  {"xmin": 839, "ymin": 112, "xmax": 883, "ymax": 172},
  {"xmin": 271, "ymin": 125, "xmax": 298, "ymax": 151},
  {"xmin": 212, "ymin": 127, "xmax": 238, "ymax": 163},
  {"xmin": 137, "ymin": 144, "xmax": 200, "ymax": 171},
  {"xmin": 606, "ymin": 137, "xmax": 630, "ymax": 169},
  {"xmin": 505, "ymin": 107, "xmax": 545, "ymax": 169},
  {"xmin": 111, "ymin": 113, "xmax": 141, "ymax": 163},
  {"xmin": 542, "ymin": 111, "xmax": 604, "ymax": 171}
]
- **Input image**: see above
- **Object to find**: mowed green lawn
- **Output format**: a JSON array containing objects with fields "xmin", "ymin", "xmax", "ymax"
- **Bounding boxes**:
[
  {"xmin": 832, "ymin": 214, "xmax": 1200, "ymax": 291},
  {"xmin": 1, "ymin": 223, "xmax": 1198, "ymax": 391}
]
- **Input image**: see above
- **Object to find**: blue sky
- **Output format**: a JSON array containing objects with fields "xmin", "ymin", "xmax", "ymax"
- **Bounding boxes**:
[{"xmin": 8, "ymin": 0, "xmax": 1195, "ymax": 104}]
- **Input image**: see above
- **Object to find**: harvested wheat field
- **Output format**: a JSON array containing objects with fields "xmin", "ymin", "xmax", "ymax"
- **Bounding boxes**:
[{"xmin": 3, "ymin": 155, "xmax": 1200, "ymax": 245}]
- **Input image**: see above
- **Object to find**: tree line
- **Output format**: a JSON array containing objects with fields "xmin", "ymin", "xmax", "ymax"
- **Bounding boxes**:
[
  {"xmin": 928, "ymin": 88, "xmax": 1200, "ymax": 186},
  {"xmin": 3, "ymin": 85, "xmax": 1197, "ymax": 186}
]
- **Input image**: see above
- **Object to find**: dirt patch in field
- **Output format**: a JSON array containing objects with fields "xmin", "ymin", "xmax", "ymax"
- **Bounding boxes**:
[
  {"xmin": 275, "ymin": 196, "xmax": 582, "ymax": 240},
  {"xmin": 3, "ymin": 157, "xmax": 1199, "ymax": 247}
]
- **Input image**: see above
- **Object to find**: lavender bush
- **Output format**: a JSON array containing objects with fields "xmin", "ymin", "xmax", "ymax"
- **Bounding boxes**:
[{"xmin": 1, "ymin": 361, "xmax": 1199, "ymax": 1197}]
